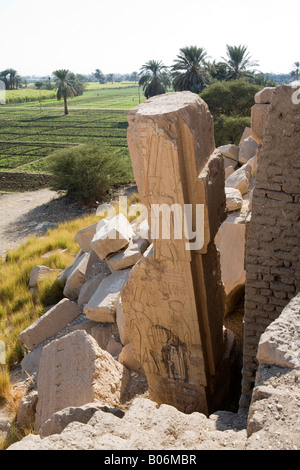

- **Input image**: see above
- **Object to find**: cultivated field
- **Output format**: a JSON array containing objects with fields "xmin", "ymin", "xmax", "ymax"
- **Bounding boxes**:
[{"xmin": 0, "ymin": 83, "xmax": 143, "ymax": 174}]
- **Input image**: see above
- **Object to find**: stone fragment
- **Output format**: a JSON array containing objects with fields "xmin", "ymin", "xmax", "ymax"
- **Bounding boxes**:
[
  {"xmin": 39, "ymin": 402, "xmax": 124, "ymax": 438},
  {"xmin": 84, "ymin": 269, "xmax": 131, "ymax": 322},
  {"xmin": 107, "ymin": 339, "xmax": 122, "ymax": 358},
  {"xmin": 239, "ymin": 126, "xmax": 252, "ymax": 146},
  {"xmin": 75, "ymin": 222, "xmax": 98, "ymax": 253},
  {"xmin": 91, "ymin": 214, "xmax": 134, "ymax": 260},
  {"xmin": 77, "ymin": 272, "xmax": 108, "ymax": 308},
  {"xmin": 91, "ymin": 324, "xmax": 112, "ymax": 350},
  {"xmin": 16, "ymin": 391, "xmax": 38, "ymax": 430},
  {"xmin": 34, "ymin": 330, "xmax": 129, "ymax": 431},
  {"xmin": 254, "ymin": 87, "xmax": 275, "ymax": 104},
  {"xmin": 225, "ymin": 162, "xmax": 252, "ymax": 195},
  {"xmin": 239, "ymin": 136, "xmax": 259, "ymax": 164},
  {"xmin": 18, "ymin": 299, "xmax": 81, "ymax": 350},
  {"xmin": 218, "ymin": 144, "xmax": 239, "ymax": 161},
  {"xmin": 215, "ymin": 219, "xmax": 246, "ymax": 314},
  {"xmin": 63, "ymin": 250, "xmax": 100, "ymax": 300},
  {"xmin": 225, "ymin": 187, "xmax": 243, "ymax": 212},
  {"xmin": 118, "ymin": 343, "xmax": 143, "ymax": 373},
  {"xmin": 116, "ymin": 297, "xmax": 128, "ymax": 346},
  {"xmin": 57, "ymin": 250, "xmax": 84, "ymax": 284},
  {"xmin": 223, "ymin": 156, "xmax": 239, "ymax": 170},
  {"xmin": 132, "ymin": 218, "xmax": 151, "ymax": 242},
  {"xmin": 225, "ymin": 165, "xmax": 235, "ymax": 179},
  {"xmin": 106, "ymin": 237, "xmax": 149, "ymax": 271},
  {"xmin": 251, "ymin": 103, "xmax": 271, "ymax": 145},
  {"xmin": 21, "ymin": 345, "xmax": 43, "ymax": 375},
  {"xmin": 29, "ymin": 265, "xmax": 61, "ymax": 288},
  {"xmin": 69, "ymin": 318, "xmax": 98, "ymax": 334},
  {"xmin": 257, "ymin": 293, "xmax": 300, "ymax": 368},
  {"xmin": 247, "ymin": 155, "xmax": 258, "ymax": 177}
]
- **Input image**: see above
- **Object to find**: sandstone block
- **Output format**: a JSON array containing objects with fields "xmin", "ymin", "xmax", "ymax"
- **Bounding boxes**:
[
  {"xmin": 215, "ymin": 220, "xmax": 246, "ymax": 314},
  {"xmin": 16, "ymin": 391, "xmax": 38, "ymax": 430},
  {"xmin": 251, "ymin": 103, "xmax": 271, "ymax": 145},
  {"xmin": 254, "ymin": 87, "xmax": 275, "ymax": 104},
  {"xmin": 257, "ymin": 292, "xmax": 300, "ymax": 368},
  {"xmin": 223, "ymin": 156, "xmax": 239, "ymax": 170},
  {"xmin": 18, "ymin": 298, "xmax": 81, "ymax": 350},
  {"xmin": 225, "ymin": 165, "xmax": 235, "ymax": 179},
  {"xmin": 107, "ymin": 339, "xmax": 123, "ymax": 358},
  {"xmin": 91, "ymin": 213, "xmax": 134, "ymax": 260},
  {"xmin": 29, "ymin": 265, "xmax": 61, "ymax": 288},
  {"xmin": 84, "ymin": 269, "xmax": 131, "ymax": 322},
  {"xmin": 75, "ymin": 222, "xmax": 98, "ymax": 253},
  {"xmin": 106, "ymin": 237, "xmax": 149, "ymax": 271},
  {"xmin": 217, "ymin": 144, "xmax": 239, "ymax": 161},
  {"xmin": 77, "ymin": 272, "xmax": 108, "ymax": 308},
  {"xmin": 34, "ymin": 330, "xmax": 129, "ymax": 431},
  {"xmin": 239, "ymin": 126, "xmax": 252, "ymax": 146},
  {"xmin": 239, "ymin": 136, "xmax": 259, "ymax": 164},
  {"xmin": 63, "ymin": 250, "xmax": 100, "ymax": 300},
  {"xmin": 91, "ymin": 324, "xmax": 117, "ymax": 350},
  {"xmin": 225, "ymin": 163, "xmax": 252, "ymax": 195},
  {"xmin": 132, "ymin": 218, "xmax": 151, "ymax": 242},
  {"xmin": 225, "ymin": 187, "xmax": 243, "ymax": 212},
  {"xmin": 116, "ymin": 297, "xmax": 128, "ymax": 346},
  {"xmin": 118, "ymin": 343, "xmax": 143, "ymax": 373}
]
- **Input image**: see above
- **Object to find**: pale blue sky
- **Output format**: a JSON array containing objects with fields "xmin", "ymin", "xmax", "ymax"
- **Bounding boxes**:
[{"xmin": 0, "ymin": 0, "xmax": 298, "ymax": 77}]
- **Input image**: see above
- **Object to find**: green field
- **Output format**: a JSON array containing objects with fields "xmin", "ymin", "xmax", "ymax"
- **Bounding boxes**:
[{"xmin": 0, "ymin": 83, "xmax": 145, "ymax": 173}]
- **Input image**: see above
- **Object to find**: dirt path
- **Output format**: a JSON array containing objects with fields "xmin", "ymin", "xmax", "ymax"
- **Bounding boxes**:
[{"xmin": 0, "ymin": 189, "xmax": 90, "ymax": 258}]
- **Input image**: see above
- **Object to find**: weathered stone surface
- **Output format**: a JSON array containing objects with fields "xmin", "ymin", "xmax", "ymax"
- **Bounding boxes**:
[
  {"xmin": 225, "ymin": 165, "xmax": 235, "ymax": 179},
  {"xmin": 16, "ymin": 391, "xmax": 38, "ymax": 430},
  {"xmin": 218, "ymin": 144, "xmax": 239, "ymax": 161},
  {"xmin": 215, "ymin": 220, "xmax": 246, "ymax": 314},
  {"xmin": 225, "ymin": 187, "xmax": 243, "ymax": 212},
  {"xmin": 251, "ymin": 103, "xmax": 271, "ymax": 145},
  {"xmin": 90, "ymin": 214, "xmax": 134, "ymax": 260},
  {"xmin": 254, "ymin": 87, "xmax": 275, "ymax": 104},
  {"xmin": 239, "ymin": 126, "xmax": 252, "ymax": 146},
  {"xmin": 107, "ymin": 339, "xmax": 122, "ymax": 358},
  {"xmin": 225, "ymin": 162, "xmax": 252, "ymax": 195},
  {"xmin": 132, "ymin": 218, "xmax": 151, "ymax": 242},
  {"xmin": 21, "ymin": 345, "xmax": 43, "ymax": 375},
  {"xmin": 75, "ymin": 222, "xmax": 98, "ymax": 253},
  {"xmin": 223, "ymin": 156, "xmax": 239, "ymax": 170},
  {"xmin": 77, "ymin": 272, "xmax": 108, "ymax": 308},
  {"xmin": 84, "ymin": 269, "xmax": 131, "ymax": 322},
  {"xmin": 34, "ymin": 330, "xmax": 129, "ymax": 431},
  {"xmin": 123, "ymin": 92, "xmax": 227, "ymax": 415},
  {"xmin": 39, "ymin": 402, "xmax": 124, "ymax": 438},
  {"xmin": 116, "ymin": 297, "xmax": 128, "ymax": 346},
  {"xmin": 18, "ymin": 299, "xmax": 81, "ymax": 350},
  {"xmin": 118, "ymin": 343, "xmax": 143, "ymax": 373},
  {"xmin": 239, "ymin": 136, "xmax": 259, "ymax": 164},
  {"xmin": 242, "ymin": 84, "xmax": 300, "ymax": 406},
  {"xmin": 257, "ymin": 293, "xmax": 300, "ymax": 368},
  {"xmin": 29, "ymin": 265, "xmax": 61, "ymax": 288},
  {"xmin": 106, "ymin": 237, "xmax": 149, "ymax": 271},
  {"xmin": 63, "ymin": 250, "xmax": 100, "ymax": 300}
]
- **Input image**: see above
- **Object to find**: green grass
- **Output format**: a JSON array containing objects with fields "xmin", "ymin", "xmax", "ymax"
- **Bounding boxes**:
[{"xmin": 0, "ymin": 107, "xmax": 130, "ymax": 172}]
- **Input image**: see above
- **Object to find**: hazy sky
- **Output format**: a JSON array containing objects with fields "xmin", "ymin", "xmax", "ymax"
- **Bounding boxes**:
[{"xmin": 0, "ymin": 0, "xmax": 298, "ymax": 77}]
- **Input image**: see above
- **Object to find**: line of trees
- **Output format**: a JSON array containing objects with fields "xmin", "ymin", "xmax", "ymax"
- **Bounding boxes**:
[{"xmin": 0, "ymin": 69, "xmax": 22, "ymax": 90}]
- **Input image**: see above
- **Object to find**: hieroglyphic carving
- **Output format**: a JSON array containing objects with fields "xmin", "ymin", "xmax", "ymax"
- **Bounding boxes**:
[{"xmin": 122, "ymin": 92, "xmax": 226, "ymax": 414}]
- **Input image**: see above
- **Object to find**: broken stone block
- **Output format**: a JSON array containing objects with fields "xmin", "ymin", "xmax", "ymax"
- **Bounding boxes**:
[
  {"xmin": 18, "ymin": 299, "xmax": 81, "ymax": 350},
  {"xmin": 91, "ymin": 324, "xmax": 112, "ymax": 350},
  {"xmin": 225, "ymin": 187, "xmax": 243, "ymax": 212},
  {"xmin": 34, "ymin": 330, "xmax": 129, "ymax": 432},
  {"xmin": 254, "ymin": 87, "xmax": 275, "ymax": 104},
  {"xmin": 63, "ymin": 250, "xmax": 100, "ymax": 301},
  {"xmin": 29, "ymin": 265, "xmax": 61, "ymax": 288},
  {"xmin": 215, "ymin": 219, "xmax": 246, "ymax": 314},
  {"xmin": 239, "ymin": 126, "xmax": 252, "ymax": 146},
  {"xmin": 225, "ymin": 162, "xmax": 252, "ymax": 195},
  {"xmin": 75, "ymin": 222, "xmax": 98, "ymax": 253},
  {"xmin": 107, "ymin": 339, "xmax": 122, "ymax": 358},
  {"xmin": 16, "ymin": 391, "xmax": 38, "ymax": 430},
  {"xmin": 84, "ymin": 269, "xmax": 131, "ymax": 322},
  {"xmin": 77, "ymin": 272, "xmax": 108, "ymax": 308},
  {"xmin": 225, "ymin": 165, "xmax": 235, "ymax": 179},
  {"xmin": 91, "ymin": 213, "xmax": 134, "ymax": 260},
  {"xmin": 118, "ymin": 343, "xmax": 143, "ymax": 373},
  {"xmin": 251, "ymin": 103, "xmax": 271, "ymax": 145},
  {"xmin": 217, "ymin": 144, "xmax": 239, "ymax": 161},
  {"xmin": 257, "ymin": 293, "xmax": 300, "ymax": 369},
  {"xmin": 106, "ymin": 237, "xmax": 149, "ymax": 271},
  {"xmin": 116, "ymin": 297, "xmax": 128, "ymax": 346},
  {"xmin": 239, "ymin": 136, "xmax": 259, "ymax": 164},
  {"xmin": 223, "ymin": 156, "xmax": 239, "ymax": 170},
  {"xmin": 132, "ymin": 218, "xmax": 151, "ymax": 242}
]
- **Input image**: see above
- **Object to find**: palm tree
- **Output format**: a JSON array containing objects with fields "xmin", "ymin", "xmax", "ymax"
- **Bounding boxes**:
[
  {"xmin": 291, "ymin": 62, "xmax": 300, "ymax": 81},
  {"xmin": 171, "ymin": 46, "xmax": 210, "ymax": 93},
  {"xmin": 221, "ymin": 45, "xmax": 259, "ymax": 81},
  {"xmin": 0, "ymin": 70, "xmax": 9, "ymax": 90},
  {"xmin": 138, "ymin": 60, "xmax": 170, "ymax": 99},
  {"xmin": 94, "ymin": 68, "xmax": 105, "ymax": 84},
  {"xmin": 53, "ymin": 69, "xmax": 76, "ymax": 115}
]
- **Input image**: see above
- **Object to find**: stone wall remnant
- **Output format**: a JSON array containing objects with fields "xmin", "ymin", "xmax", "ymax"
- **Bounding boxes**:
[
  {"xmin": 241, "ymin": 84, "xmax": 300, "ymax": 408},
  {"xmin": 122, "ymin": 91, "xmax": 230, "ymax": 415}
]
